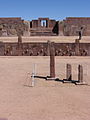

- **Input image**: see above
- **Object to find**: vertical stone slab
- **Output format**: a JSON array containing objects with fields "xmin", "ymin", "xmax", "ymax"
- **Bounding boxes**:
[
  {"xmin": 18, "ymin": 35, "xmax": 22, "ymax": 43},
  {"xmin": 18, "ymin": 35, "xmax": 22, "ymax": 56},
  {"xmin": 78, "ymin": 65, "xmax": 83, "ymax": 83},
  {"xmin": 47, "ymin": 40, "xmax": 51, "ymax": 56},
  {"xmin": 58, "ymin": 21, "xmax": 64, "ymax": 36},
  {"xmin": 75, "ymin": 39, "xmax": 80, "ymax": 56},
  {"xmin": 38, "ymin": 18, "xmax": 41, "ymax": 28},
  {"xmin": 88, "ymin": 47, "xmax": 90, "ymax": 56},
  {"xmin": 0, "ymin": 42, "xmax": 4, "ymax": 55},
  {"xmin": 11, "ymin": 46, "xmax": 16, "ymax": 56},
  {"xmin": 50, "ymin": 42, "xmax": 55, "ymax": 78},
  {"xmin": 66, "ymin": 64, "xmax": 72, "ymax": 80}
]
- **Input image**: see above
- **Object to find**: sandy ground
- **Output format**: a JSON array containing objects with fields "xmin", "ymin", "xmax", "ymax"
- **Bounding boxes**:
[
  {"xmin": 0, "ymin": 56, "xmax": 90, "ymax": 120},
  {"xmin": 0, "ymin": 36, "xmax": 90, "ymax": 43}
]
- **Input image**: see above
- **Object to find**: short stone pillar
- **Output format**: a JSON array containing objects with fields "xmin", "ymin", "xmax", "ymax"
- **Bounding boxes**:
[
  {"xmin": 50, "ymin": 42, "xmax": 55, "ymax": 78},
  {"xmin": 18, "ymin": 35, "xmax": 22, "ymax": 56},
  {"xmin": 66, "ymin": 64, "xmax": 72, "ymax": 80},
  {"xmin": 75, "ymin": 39, "xmax": 80, "ymax": 56},
  {"xmin": 78, "ymin": 65, "xmax": 83, "ymax": 83}
]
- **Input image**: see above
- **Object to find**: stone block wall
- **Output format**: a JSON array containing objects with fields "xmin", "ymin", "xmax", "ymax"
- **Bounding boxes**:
[
  {"xmin": 0, "ymin": 17, "xmax": 28, "ymax": 36},
  {"xmin": 0, "ymin": 17, "xmax": 90, "ymax": 37},
  {"xmin": 30, "ymin": 18, "xmax": 58, "ymax": 36},
  {"xmin": 0, "ymin": 41, "xmax": 90, "ymax": 56},
  {"xmin": 59, "ymin": 17, "xmax": 90, "ymax": 36}
]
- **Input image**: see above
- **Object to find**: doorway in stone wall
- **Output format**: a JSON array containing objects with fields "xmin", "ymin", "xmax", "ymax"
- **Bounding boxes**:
[{"xmin": 41, "ymin": 20, "xmax": 48, "ymax": 27}]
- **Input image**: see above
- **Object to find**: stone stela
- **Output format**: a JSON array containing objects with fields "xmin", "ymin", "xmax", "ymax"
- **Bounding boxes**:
[
  {"xmin": 66, "ymin": 64, "xmax": 72, "ymax": 80},
  {"xmin": 18, "ymin": 35, "xmax": 22, "ymax": 56},
  {"xmin": 78, "ymin": 65, "xmax": 83, "ymax": 83},
  {"xmin": 50, "ymin": 42, "xmax": 55, "ymax": 78},
  {"xmin": 66, "ymin": 64, "xmax": 84, "ymax": 83},
  {"xmin": 75, "ymin": 39, "xmax": 80, "ymax": 56}
]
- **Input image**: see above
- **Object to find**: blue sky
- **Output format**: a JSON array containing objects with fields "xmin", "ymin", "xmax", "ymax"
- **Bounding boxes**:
[{"xmin": 0, "ymin": 0, "xmax": 90, "ymax": 21}]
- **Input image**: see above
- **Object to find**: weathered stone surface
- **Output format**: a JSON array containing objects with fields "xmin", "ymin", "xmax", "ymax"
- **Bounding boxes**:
[
  {"xmin": 75, "ymin": 39, "xmax": 80, "ymax": 56},
  {"xmin": 66, "ymin": 64, "xmax": 72, "ymax": 80},
  {"xmin": 47, "ymin": 40, "xmax": 51, "ymax": 56},
  {"xmin": 18, "ymin": 35, "xmax": 22, "ymax": 56},
  {"xmin": 78, "ymin": 65, "xmax": 83, "ymax": 83},
  {"xmin": 30, "ymin": 18, "xmax": 58, "ymax": 36},
  {"xmin": 0, "ymin": 42, "xmax": 90, "ymax": 56},
  {"xmin": 0, "ymin": 17, "xmax": 90, "ymax": 36},
  {"xmin": 0, "ymin": 17, "xmax": 28, "ymax": 36},
  {"xmin": 59, "ymin": 17, "xmax": 90, "ymax": 36},
  {"xmin": 50, "ymin": 42, "xmax": 55, "ymax": 78}
]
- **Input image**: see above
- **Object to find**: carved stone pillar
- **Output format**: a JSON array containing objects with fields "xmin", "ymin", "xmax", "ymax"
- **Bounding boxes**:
[
  {"xmin": 50, "ymin": 42, "xmax": 55, "ymax": 78},
  {"xmin": 75, "ymin": 39, "xmax": 80, "ymax": 56},
  {"xmin": 47, "ymin": 40, "xmax": 51, "ymax": 56},
  {"xmin": 78, "ymin": 65, "xmax": 83, "ymax": 83},
  {"xmin": 66, "ymin": 64, "xmax": 72, "ymax": 80},
  {"xmin": 18, "ymin": 35, "xmax": 22, "ymax": 56}
]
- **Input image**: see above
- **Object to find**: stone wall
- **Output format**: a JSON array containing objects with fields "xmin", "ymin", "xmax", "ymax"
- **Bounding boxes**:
[
  {"xmin": 30, "ymin": 18, "xmax": 58, "ymax": 36},
  {"xmin": 0, "ymin": 17, "xmax": 90, "ymax": 37},
  {"xmin": 59, "ymin": 17, "xmax": 90, "ymax": 36},
  {"xmin": 0, "ymin": 17, "xmax": 28, "ymax": 36},
  {"xmin": 0, "ymin": 42, "xmax": 90, "ymax": 56}
]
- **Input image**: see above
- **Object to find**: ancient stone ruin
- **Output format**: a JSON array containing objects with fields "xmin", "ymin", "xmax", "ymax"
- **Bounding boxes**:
[
  {"xmin": 30, "ymin": 18, "xmax": 58, "ymax": 36},
  {"xmin": 0, "ymin": 17, "xmax": 90, "ymax": 36},
  {"xmin": 0, "ymin": 40, "xmax": 88, "ymax": 56},
  {"xmin": 0, "ymin": 17, "xmax": 90, "ymax": 56},
  {"xmin": 0, "ymin": 17, "xmax": 28, "ymax": 36},
  {"xmin": 59, "ymin": 17, "xmax": 90, "ymax": 36}
]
